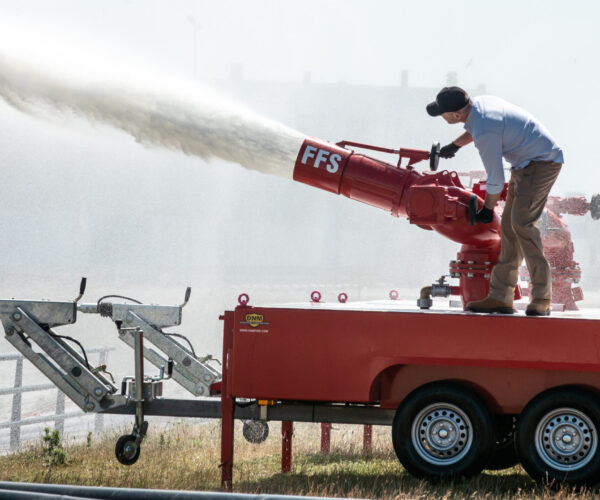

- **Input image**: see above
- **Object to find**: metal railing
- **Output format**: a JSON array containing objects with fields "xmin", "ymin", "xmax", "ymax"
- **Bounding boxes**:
[{"xmin": 0, "ymin": 346, "xmax": 114, "ymax": 452}]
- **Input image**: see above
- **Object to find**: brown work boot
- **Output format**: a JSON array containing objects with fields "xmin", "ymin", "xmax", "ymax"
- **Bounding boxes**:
[
  {"xmin": 526, "ymin": 299, "xmax": 551, "ymax": 316},
  {"xmin": 465, "ymin": 297, "xmax": 514, "ymax": 314}
]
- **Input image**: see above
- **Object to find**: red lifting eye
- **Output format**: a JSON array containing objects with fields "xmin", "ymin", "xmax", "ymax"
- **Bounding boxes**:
[
  {"xmin": 338, "ymin": 293, "xmax": 348, "ymax": 303},
  {"xmin": 311, "ymin": 291, "xmax": 322, "ymax": 303},
  {"xmin": 238, "ymin": 293, "xmax": 249, "ymax": 306},
  {"xmin": 389, "ymin": 290, "xmax": 399, "ymax": 300}
]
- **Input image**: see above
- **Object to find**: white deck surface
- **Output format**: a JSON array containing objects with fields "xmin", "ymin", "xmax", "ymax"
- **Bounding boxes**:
[{"xmin": 254, "ymin": 298, "xmax": 600, "ymax": 321}]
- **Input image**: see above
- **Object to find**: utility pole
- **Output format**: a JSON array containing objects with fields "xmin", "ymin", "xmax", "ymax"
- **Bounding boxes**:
[{"xmin": 187, "ymin": 15, "xmax": 202, "ymax": 79}]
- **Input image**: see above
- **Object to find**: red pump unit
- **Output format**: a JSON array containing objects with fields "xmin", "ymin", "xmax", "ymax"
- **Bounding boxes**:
[{"xmin": 293, "ymin": 137, "xmax": 501, "ymax": 306}]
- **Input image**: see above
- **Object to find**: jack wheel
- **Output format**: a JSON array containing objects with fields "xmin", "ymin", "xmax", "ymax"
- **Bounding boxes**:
[
  {"xmin": 115, "ymin": 434, "xmax": 140, "ymax": 465},
  {"xmin": 392, "ymin": 382, "xmax": 494, "ymax": 479},
  {"xmin": 515, "ymin": 387, "xmax": 600, "ymax": 486},
  {"xmin": 243, "ymin": 420, "xmax": 269, "ymax": 444}
]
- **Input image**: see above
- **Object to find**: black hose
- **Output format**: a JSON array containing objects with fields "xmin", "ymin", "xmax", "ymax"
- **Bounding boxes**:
[
  {"xmin": 97, "ymin": 294, "xmax": 142, "ymax": 306},
  {"xmin": 48, "ymin": 332, "xmax": 90, "ymax": 370},
  {"xmin": 163, "ymin": 332, "xmax": 197, "ymax": 359}
]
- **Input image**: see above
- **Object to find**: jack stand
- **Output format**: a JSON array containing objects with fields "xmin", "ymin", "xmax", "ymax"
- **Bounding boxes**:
[{"xmin": 115, "ymin": 327, "xmax": 172, "ymax": 465}]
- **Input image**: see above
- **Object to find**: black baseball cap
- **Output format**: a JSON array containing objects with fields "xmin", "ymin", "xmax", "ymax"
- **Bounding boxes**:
[{"xmin": 426, "ymin": 87, "xmax": 470, "ymax": 116}]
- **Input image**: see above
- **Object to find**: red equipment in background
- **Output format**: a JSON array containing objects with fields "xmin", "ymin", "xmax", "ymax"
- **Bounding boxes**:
[
  {"xmin": 470, "ymin": 177, "xmax": 600, "ymax": 310},
  {"xmin": 521, "ymin": 195, "xmax": 594, "ymax": 310}
]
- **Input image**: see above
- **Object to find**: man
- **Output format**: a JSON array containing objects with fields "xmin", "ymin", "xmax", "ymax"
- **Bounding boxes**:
[{"xmin": 426, "ymin": 87, "xmax": 563, "ymax": 316}]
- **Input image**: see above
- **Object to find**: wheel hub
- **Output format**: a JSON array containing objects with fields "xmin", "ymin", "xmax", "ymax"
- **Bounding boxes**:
[
  {"xmin": 535, "ymin": 408, "xmax": 597, "ymax": 471},
  {"xmin": 123, "ymin": 442, "xmax": 137, "ymax": 460},
  {"xmin": 411, "ymin": 403, "xmax": 472, "ymax": 465}
]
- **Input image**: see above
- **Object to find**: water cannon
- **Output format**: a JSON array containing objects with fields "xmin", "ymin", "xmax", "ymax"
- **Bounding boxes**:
[
  {"xmin": 546, "ymin": 194, "xmax": 600, "ymax": 220},
  {"xmin": 525, "ymin": 193, "xmax": 600, "ymax": 310},
  {"xmin": 293, "ymin": 137, "xmax": 502, "ymax": 307}
]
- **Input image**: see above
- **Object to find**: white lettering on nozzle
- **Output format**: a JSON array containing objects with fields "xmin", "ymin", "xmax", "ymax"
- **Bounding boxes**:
[
  {"xmin": 301, "ymin": 145, "xmax": 317, "ymax": 165},
  {"xmin": 301, "ymin": 145, "xmax": 342, "ymax": 174},
  {"xmin": 327, "ymin": 153, "xmax": 341, "ymax": 173},
  {"xmin": 315, "ymin": 149, "xmax": 330, "ymax": 168}
]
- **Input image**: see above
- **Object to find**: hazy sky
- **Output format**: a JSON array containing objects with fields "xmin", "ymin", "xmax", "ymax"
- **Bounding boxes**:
[
  {"xmin": 0, "ymin": 0, "xmax": 597, "ymax": 193},
  {"xmin": 0, "ymin": 0, "xmax": 598, "ymax": 297},
  {"xmin": 0, "ymin": 0, "xmax": 594, "ymax": 89}
]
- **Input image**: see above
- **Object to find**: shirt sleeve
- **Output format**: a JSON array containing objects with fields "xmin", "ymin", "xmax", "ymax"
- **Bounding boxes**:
[{"xmin": 474, "ymin": 133, "xmax": 505, "ymax": 195}]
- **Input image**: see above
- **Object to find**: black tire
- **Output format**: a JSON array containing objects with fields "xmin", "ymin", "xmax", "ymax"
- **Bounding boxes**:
[
  {"xmin": 115, "ymin": 434, "xmax": 140, "ymax": 465},
  {"xmin": 392, "ymin": 382, "xmax": 494, "ymax": 480},
  {"xmin": 515, "ymin": 386, "xmax": 600, "ymax": 486},
  {"xmin": 486, "ymin": 415, "xmax": 519, "ymax": 470},
  {"xmin": 242, "ymin": 420, "xmax": 269, "ymax": 444}
]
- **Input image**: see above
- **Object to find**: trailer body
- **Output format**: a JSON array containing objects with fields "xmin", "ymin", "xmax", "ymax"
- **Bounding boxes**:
[{"xmin": 229, "ymin": 300, "xmax": 600, "ymax": 414}]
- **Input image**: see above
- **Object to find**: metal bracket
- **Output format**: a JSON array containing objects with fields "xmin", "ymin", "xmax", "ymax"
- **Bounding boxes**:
[
  {"xmin": 118, "ymin": 312, "xmax": 220, "ymax": 397},
  {"xmin": 0, "ymin": 300, "xmax": 125, "ymax": 413},
  {"xmin": 78, "ymin": 299, "xmax": 221, "ymax": 397}
]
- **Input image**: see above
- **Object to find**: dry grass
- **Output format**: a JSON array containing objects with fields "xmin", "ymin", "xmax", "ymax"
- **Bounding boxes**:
[{"xmin": 0, "ymin": 421, "xmax": 598, "ymax": 499}]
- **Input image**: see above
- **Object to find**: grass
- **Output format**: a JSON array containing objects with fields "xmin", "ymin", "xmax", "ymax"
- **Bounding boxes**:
[{"xmin": 0, "ymin": 421, "xmax": 598, "ymax": 499}]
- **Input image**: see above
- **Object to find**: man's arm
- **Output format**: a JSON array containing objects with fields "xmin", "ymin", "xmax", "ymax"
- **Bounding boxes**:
[
  {"xmin": 439, "ymin": 132, "xmax": 473, "ymax": 159},
  {"xmin": 453, "ymin": 131, "xmax": 473, "ymax": 147},
  {"xmin": 484, "ymin": 191, "xmax": 502, "ymax": 210},
  {"xmin": 474, "ymin": 132, "xmax": 505, "ymax": 206}
]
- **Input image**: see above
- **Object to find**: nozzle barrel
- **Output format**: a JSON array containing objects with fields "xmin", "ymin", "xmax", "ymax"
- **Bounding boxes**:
[{"xmin": 293, "ymin": 137, "xmax": 500, "ymax": 250}]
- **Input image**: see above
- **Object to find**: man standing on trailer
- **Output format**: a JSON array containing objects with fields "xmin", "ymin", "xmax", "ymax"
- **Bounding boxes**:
[{"xmin": 426, "ymin": 87, "xmax": 563, "ymax": 316}]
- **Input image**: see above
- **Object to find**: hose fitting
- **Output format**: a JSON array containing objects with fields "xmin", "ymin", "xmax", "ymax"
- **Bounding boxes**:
[{"xmin": 417, "ymin": 277, "xmax": 454, "ymax": 309}]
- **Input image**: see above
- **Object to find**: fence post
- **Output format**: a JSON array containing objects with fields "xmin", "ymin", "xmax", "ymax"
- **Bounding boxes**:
[
  {"xmin": 94, "ymin": 348, "xmax": 108, "ymax": 434},
  {"xmin": 320, "ymin": 422, "xmax": 331, "ymax": 454},
  {"xmin": 363, "ymin": 424, "xmax": 373, "ymax": 455},
  {"xmin": 54, "ymin": 391, "xmax": 65, "ymax": 435},
  {"xmin": 9, "ymin": 358, "xmax": 23, "ymax": 452},
  {"xmin": 281, "ymin": 421, "xmax": 293, "ymax": 473}
]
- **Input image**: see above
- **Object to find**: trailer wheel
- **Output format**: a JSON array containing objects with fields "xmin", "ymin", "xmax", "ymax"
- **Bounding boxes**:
[
  {"xmin": 115, "ymin": 434, "xmax": 140, "ymax": 465},
  {"xmin": 515, "ymin": 387, "xmax": 600, "ymax": 486},
  {"xmin": 392, "ymin": 382, "xmax": 494, "ymax": 479},
  {"xmin": 486, "ymin": 415, "xmax": 518, "ymax": 470}
]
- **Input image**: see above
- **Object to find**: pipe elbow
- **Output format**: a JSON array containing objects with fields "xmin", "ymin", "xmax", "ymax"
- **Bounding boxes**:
[{"xmin": 417, "ymin": 286, "xmax": 433, "ymax": 309}]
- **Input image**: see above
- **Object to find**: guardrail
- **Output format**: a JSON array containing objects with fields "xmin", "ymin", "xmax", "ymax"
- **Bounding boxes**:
[{"xmin": 0, "ymin": 346, "xmax": 114, "ymax": 452}]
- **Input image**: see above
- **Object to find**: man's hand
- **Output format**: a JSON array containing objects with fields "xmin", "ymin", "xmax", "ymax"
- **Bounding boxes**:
[
  {"xmin": 439, "ymin": 142, "xmax": 461, "ymax": 159},
  {"xmin": 474, "ymin": 206, "xmax": 494, "ymax": 224}
]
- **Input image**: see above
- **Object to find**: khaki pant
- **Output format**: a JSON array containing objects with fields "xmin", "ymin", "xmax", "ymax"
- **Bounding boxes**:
[{"xmin": 488, "ymin": 161, "xmax": 562, "ymax": 303}]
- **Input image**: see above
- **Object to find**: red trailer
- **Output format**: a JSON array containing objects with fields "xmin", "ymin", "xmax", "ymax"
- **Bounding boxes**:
[
  {"xmin": 212, "ymin": 137, "xmax": 600, "ymax": 488},
  {"xmin": 218, "ymin": 296, "xmax": 600, "ymax": 487}
]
